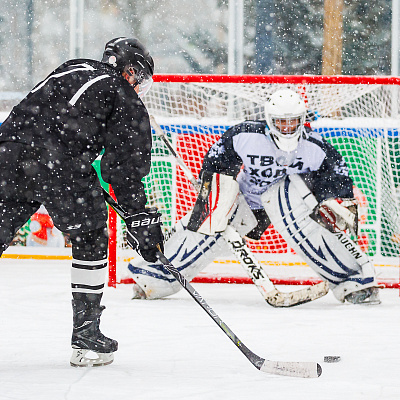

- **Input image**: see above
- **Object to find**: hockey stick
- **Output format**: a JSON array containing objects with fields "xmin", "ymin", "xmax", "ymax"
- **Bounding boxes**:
[
  {"xmin": 149, "ymin": 115, "xmax": 329, "ymax": 307},
  {"xmin": 102, "ymin": 190, "xmax": 322, "ymax": 378}
]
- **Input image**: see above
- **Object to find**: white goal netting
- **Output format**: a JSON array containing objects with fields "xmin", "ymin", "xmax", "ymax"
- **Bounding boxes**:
[{"xmin": 109, "ymin": 75, "xmax": 400, "ymax": 287}]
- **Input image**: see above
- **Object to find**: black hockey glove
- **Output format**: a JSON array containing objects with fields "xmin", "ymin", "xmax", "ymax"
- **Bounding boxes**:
[{"xmin": 125, "ymin": 208, "xmax": 164, "ymax": 263}]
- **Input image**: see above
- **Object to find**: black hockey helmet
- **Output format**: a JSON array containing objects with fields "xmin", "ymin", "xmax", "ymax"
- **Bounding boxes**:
[{"xmin": 101, "ymin": 37, "xmax": 154, "ymax": 82}]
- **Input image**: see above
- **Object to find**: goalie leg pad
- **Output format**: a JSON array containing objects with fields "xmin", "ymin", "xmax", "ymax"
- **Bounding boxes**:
[
  {"xmin": 261, "ymin": 175, "xmax": 379, "ymax": 302},
  {"xmin": 128, "ymin": 223, "xmax": 231, "ymax": 299}
]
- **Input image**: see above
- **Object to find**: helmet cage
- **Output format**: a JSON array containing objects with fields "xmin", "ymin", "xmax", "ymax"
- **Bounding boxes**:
[
  {"xmin": 268, "ymin": 113, "xmax": 305, "ymax": 152},
  {"xmin": 123, "ymin": 65, "xmax": 153, "ymax": 99},
  {"xmin": 269, "ymin": 113, "xmax": 305, "ymax": 137}
]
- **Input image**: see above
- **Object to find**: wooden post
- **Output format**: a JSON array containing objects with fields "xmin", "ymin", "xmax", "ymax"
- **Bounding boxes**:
[{"xmin": 322, "ymin": 0, "xmax": 344, "ymax": 75}]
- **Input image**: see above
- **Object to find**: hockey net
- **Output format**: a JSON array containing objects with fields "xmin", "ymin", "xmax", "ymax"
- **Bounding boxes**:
[{"xmin": 108, "ymin": 74, "xmax": 400, "ymax": 288}]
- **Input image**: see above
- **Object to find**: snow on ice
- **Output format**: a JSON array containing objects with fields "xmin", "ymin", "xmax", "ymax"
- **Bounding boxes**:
[{"xmin": 0, "ymin": 257, "xmax": 399, "ymax": 400}]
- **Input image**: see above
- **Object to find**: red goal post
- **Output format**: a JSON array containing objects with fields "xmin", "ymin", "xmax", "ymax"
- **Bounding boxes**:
[{"xmin": 108, "ymin": 74, "xmax": 400, "ymax": 289}]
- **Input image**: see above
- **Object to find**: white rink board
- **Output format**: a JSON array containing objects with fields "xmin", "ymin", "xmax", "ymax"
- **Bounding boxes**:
[{"xmin": 3, "ymin": 245, "xmax": 399, "ymax": 287}]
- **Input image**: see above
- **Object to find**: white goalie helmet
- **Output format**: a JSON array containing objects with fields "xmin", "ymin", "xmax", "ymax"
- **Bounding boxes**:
[{"xmin": 266, "ymin": 89, "xmax": 307, "ymax": 152}]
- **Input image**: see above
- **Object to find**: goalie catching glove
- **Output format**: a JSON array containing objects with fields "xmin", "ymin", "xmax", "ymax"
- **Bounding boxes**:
[
  {"xmin": 125, "ymin": 208, "xmax": 164, "ymax": 262},
  {"xmin": 315, "ymin": 198, "xmax": 358, "ymax": 236}
]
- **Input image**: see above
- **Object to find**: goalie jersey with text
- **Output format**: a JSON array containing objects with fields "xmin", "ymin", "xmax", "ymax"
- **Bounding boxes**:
[{"xmin": 201, "ymin": 120, "xmax": 353, "ymax": 209}]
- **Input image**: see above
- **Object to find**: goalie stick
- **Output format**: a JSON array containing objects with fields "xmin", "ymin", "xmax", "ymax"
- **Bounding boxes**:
[
  {"xmin": 149, "ymin": 115, "xmax": 329, "ymax": 307},
  {"xmin": 102, "ymin": 190, "xmax": 322, "ymax": 378}
]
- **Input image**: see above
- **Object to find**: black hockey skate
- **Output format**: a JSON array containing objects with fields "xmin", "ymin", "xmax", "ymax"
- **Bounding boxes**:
[{"xmin": 70, "ymin": 300, "xmax": 118, "ymax": 367}]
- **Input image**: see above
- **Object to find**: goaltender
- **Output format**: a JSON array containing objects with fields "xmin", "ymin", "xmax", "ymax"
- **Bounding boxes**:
[{"xmin": 128, "ymin": 89, "xmax": 380, "ymax": 305}]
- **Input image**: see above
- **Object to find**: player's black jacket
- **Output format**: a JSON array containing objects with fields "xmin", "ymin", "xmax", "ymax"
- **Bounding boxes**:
[{"xmin": 0, "ymin": 59, "xmax": 151, "ymax": 216}]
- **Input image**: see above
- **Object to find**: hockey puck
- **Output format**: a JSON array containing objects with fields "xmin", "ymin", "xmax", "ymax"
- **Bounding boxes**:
[{"xmin": 324, "ymin": 356, "xmax": 341, "ymax": 363}]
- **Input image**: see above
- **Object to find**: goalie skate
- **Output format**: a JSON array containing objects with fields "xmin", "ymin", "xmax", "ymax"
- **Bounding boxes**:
[
  {"xmin": 331, "ymin": 262, "xmax": 381, "ymax": 304},
  {"xmin": 344, "ymin": 287, "xmax": 381, "ymax": 305}
]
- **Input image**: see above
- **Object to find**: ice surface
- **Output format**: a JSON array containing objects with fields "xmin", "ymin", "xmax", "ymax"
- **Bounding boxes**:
[{"xmin": 0, "ymin": 258, "xmax": 399, "ymax": 400}]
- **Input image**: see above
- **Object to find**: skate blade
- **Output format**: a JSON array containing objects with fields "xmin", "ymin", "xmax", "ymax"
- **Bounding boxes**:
[
  {"xmin": 70, "ymin": 348, "xmax": 114, "ymax": 367},
  {"xmin": 345, "ymin": 287, "xmax": 381, "ymax": 305},
  {"xmin": 360, "ymin": 299, "xmax": 381, "ymax": 305},
  {"xmin": 356, "ymin": 292, "xmax": 381, "ymax": 306}
]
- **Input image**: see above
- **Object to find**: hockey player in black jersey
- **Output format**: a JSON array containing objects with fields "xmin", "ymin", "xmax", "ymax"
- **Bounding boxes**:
[
  {"xmin": 0, "ymin": 37, "xmax": 163, "ymax": 366},
  {"xmin": 128, "ymin": 89, "xmax": 380, "ymax": 305}
]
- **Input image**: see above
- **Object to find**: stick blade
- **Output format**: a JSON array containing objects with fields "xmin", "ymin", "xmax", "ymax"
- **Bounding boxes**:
[
  {"xmin": 265, "ymin": 282, "xmax": 329, "ymax": 307},
  {"xmin": 260, "ymin": 360, "xmax": 322, "ymax": 378}
]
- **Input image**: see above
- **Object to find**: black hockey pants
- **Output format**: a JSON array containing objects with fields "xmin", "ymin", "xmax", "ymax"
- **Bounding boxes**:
[
  {"xmin": 0, "ymin": 141, "xmax": 108, "ymax": 247},
  {"xmin": 0, "ymin": 141, "xmax": 109, "ymax": 303}
]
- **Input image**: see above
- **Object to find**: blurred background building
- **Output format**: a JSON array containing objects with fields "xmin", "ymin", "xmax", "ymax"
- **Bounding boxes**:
[{"xmin": 0, "ymin": 0, "xmax": 394, "ymax": 94}]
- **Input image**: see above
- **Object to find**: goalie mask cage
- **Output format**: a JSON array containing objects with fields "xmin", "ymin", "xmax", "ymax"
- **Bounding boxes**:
[{"xmin": 107, "ymin": 74, "xmax": 400, "ymax": 289}]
